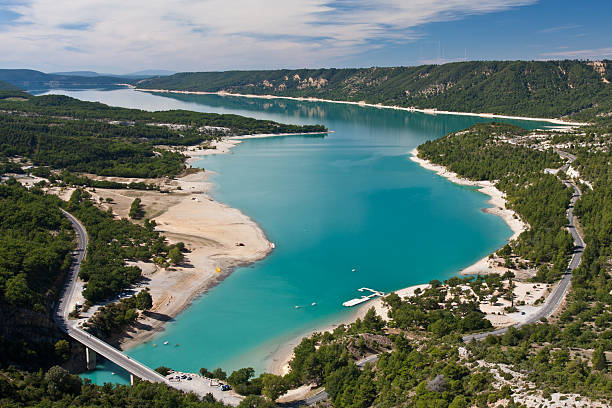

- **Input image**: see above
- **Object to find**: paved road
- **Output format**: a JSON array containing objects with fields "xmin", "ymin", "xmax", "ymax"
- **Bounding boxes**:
[
  {"xmin": 56, "ymin": 209, "xmax": 167, "ymax": 384},
  {"xmin": 356, "ymin": 354, "xmax": 379, "ymax": 368},
  {"xmin": 56, "ymin": 209, "xmax": 88, "ymax": 322},
  {"xmin": 463, "ymin": 152, "xmax": 584, "ymax": 342}
]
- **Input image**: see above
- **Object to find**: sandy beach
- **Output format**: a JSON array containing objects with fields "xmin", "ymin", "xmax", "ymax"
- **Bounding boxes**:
[
  {"xmin": 80, "ymin": 169, "xmax": 273, "ymax": 349},
  {"xmin": 38, "ymin": 134, "xmax": 287, "ymax": 349},
  {"xmin": 135, "ymin": 87, "xmax": 588, "ymax": 128}
]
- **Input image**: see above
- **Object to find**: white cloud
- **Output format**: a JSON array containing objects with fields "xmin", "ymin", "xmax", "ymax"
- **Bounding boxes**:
[
  {"xmin": 541, "ymin": 47, "xmax": 612, "ymax": 58},
  {"xmin": 1, "ymin": 0, "xmax": 536, "ymax": 71},
  {"xmin": 537, "ymin": 24, "xmax": 581, "ymax": 34}
]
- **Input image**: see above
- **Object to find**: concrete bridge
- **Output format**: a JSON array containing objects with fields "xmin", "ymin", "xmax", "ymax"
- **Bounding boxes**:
[{"xmin": 55, "ymin": 209, "xmax": 168, "ymax": 386}]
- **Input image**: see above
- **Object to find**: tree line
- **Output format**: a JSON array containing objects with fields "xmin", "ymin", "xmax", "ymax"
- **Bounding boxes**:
[{"xmin": 136, "ymin": 60, "xmax": 612, "ymax": 121}]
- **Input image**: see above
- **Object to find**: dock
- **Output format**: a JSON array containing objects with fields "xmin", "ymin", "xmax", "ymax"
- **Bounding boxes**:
[{"xmin": 342, "ymin": 288, "xmax": 386, "ymax": 307}]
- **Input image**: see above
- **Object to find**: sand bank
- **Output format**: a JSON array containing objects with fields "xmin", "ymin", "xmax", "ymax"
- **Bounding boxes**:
[
  {"xmin": 62, "ymin": 137, "xmax": 274, "ymax": 348},
  {"xmin": 135, "ymin": 88, "xmax": 587, "ymax": 128}
]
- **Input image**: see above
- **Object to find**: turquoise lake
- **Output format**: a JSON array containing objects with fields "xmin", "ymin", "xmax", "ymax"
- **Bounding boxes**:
[{"xmin": 38, "ymin": 88, "xmax": 554, "ymax": 385}]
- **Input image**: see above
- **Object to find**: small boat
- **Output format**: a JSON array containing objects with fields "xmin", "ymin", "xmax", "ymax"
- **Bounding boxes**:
[
  {"xmin": 175, "ymin": 344, "xmax": 180, "ymax": 347},
  {"xmin": 270, "ymin": 242, "xmax": 276, "ymax": 249},
  {"xmin": 311, "ymin": 302, "xmax": 317, "ymax": 306},
  {"xmin": 164, "ymin": 341, "xmax": 169, "ymax": 345},
  {"xmin": 351, "ymin": 268, "xmax": 356, "ymax": 272},
  {"xmin": 111, "ymin": 372, "xmax": 116, "ymax": 375},
  {"xmin": 153, "ymin": 344, "xmax": 156, "ymax": 347},
  {"xmin": 295, "ymin": 305, "xmax": 300, "ymax": 309}
]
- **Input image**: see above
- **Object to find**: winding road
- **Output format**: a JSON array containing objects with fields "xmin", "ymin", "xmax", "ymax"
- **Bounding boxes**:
[
  {"xmin": 463, "ymin": 151, "xmax": 585, "ymax": 342},
  {"xmin": 55, "ymin": 209, "xmax": 168, "ymax": 384}
]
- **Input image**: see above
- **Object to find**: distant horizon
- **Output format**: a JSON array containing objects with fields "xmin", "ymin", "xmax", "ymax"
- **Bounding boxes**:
[
  {"xmin": 3, "ymin": 57, "xmax": 612, "ymax": 78},
  {"xmin": 0, "ymin": 0, "xmax": 610, "ymax": 73}
]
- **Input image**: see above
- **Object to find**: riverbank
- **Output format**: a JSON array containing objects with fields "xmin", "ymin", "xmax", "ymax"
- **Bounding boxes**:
[
  {"xmin": 408, "ymin": 147, "xmax": 528, "ymax": 276},
  {"xmin": 134, "ymin": 87, "xmax": 588, "ymax": 127},
  {"xmin": 64, "ymin": 135, "xmax": 301, "ymax": 349}
]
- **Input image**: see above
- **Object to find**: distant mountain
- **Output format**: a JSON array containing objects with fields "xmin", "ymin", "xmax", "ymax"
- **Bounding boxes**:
[
  {"xmin": 136, "ymin": 60, "xmax": 612, "ymax": 121},
  {"xmin": 51, "ymin": 70, "xmax": 176, "ymax": 78},
  {"xmin": 126, "ymin": 69, "xmax": 176, "ymax": 77},
  {"xmin": 50, "ymin": 71, "xmax": 108, "ymax": 77},
  {"xmin": 0, "ymin": 69, "xmax": 128, "ymax": 89}
]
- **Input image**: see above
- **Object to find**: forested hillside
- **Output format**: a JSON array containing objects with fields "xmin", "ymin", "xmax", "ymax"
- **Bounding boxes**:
[
  {"xmin": 0, "ymin": 92, "xmax": 326, "ymax": 178},
  {"xmin": 0, "ymin": 181, "xmax": 75, "ymax": 370},
  {"xmin": 136, "ymin": 60, "xmax": 612, "ymax": 120},
  {"xmin": 0, "ymin": 69, "xmax": 127, "ymax": 89},
  {"xmin": 0, "ymin": 181, "xmax": 74, "ymax": 310}
]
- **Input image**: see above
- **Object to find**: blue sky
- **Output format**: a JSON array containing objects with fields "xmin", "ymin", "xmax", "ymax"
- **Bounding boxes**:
[{"xmin": 0, "ymin": 0, "xmax": 610, "ymax": 73}]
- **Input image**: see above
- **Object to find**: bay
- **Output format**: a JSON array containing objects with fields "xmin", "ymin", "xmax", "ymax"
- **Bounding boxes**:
[{"xmin": 38, "ymin": 88, "xmax": 553, "ymax": 384}]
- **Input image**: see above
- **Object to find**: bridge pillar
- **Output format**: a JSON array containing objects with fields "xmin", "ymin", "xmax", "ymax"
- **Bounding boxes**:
[
  {"xmin": 130, "ymin": 373, "xmax": 135, "ymax": 386},
  {"xmin": 85, "ymin": 347, "xmax": 97, "ymax": 371}
]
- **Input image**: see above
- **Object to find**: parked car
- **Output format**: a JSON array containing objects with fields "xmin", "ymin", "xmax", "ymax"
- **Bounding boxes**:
[{"xmin": 221, "ymin": 384, "xmax": 231, "ymax": 391}]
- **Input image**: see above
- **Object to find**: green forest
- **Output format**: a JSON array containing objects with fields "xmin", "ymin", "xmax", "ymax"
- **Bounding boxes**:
[
  {"xmin": 0, "ymin": 92, "xmax": 326, "ymax": 178},
  {"xmin": 0, "ymin": 79, "xmax": 22, "ymax": 91},
  {"xmin": 136, "ymin": 60, "xmax": 612, "ymax": 121},
  {"xmin": 0, "ymin": 180, "xmax": 74, "ymax": 311}
]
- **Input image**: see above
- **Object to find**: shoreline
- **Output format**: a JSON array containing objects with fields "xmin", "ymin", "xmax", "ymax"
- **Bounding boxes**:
[
  {"xmin": 105, "ymin": 136, "xmax": 290, "ymax": 349},
  {"xmin": 117, "ymin": 131, "xmax": 327, "ymax": 348},
  {"xmin": 267, "ymin": 147, "xmax": 528, "ymax": 374},
  {"xmin": 134, "ymin": 87, "xmax": 588, "ymax": 127},
  {"xmin": 408, "ymin": 147, "xmax": 528, "ymax": 275},
  {"xmin": 183, "ymin": 131, "xmax": 331, "ymax": 166},
  {"xmin": 408, "ymin": 148, "xmax": 527, "ymax": 242}
]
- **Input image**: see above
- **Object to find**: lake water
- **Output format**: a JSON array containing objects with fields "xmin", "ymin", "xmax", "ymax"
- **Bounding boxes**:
[{"xmin": 37, "ymin": 88, "xmax": 553, "ymax": 384}]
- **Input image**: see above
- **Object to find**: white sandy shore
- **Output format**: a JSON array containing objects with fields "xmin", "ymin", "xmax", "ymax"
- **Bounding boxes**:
[
  {"xmin": 135, "ymin": 87, "xmax": 588, "ymax": 127},
  {"xmin": 50, "ymin": 130, "xmax": 324, "ymax": 349},
  {"xmin": 52, "ymin": 135, "xmax": 289, "ymax": 349},
  {"xmin": 408, "ymin": 147, "xmax": 528, "ymax": 276},
  {"xmin": 83, "ymin": 169, "xmax": 274, "ymax": 349}
]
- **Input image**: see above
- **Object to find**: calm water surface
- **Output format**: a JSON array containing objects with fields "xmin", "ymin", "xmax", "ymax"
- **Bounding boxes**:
[{"xmin": 38, "ymin": 88, "xmax": 553, "ymax": 384}]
